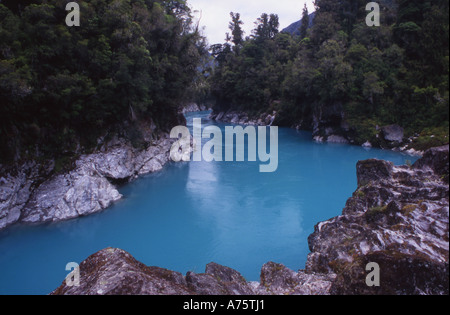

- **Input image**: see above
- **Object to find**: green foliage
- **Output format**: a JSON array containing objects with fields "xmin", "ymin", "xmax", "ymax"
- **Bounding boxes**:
[
  {"xmin": 410, "ymin": 126, "xmax": 450, "ymax": 151},
  {"xmin": 0, "ymin": 0, "xmax": 207, "ymax": 163},
  {"xmin": 209, "ymin": 12, "xmax": 292, "ymax": 114},
  {"xmin": 365, "ymin": 205, "xmax": 388, "ymax": 222},
  {"xmin": 345, "ymin": 113, "xmax": 379, "ymax": 145},
  {"xmin": 208, "ymin": 0, "xmax": 449, "ymax": 146}
]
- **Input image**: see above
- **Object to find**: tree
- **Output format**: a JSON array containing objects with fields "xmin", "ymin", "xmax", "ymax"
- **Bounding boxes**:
[
  {"xmin": 254, "ymin": 13, "xmax": 279, "ymax": 40},
  {"xmin": 229, "ymin": 12, "xmax": 244, "ymax": 47},
  {"xmin": 363, "ymin": 71, "xmax": 385, "ymax": 106},
  {"xmin": 299, "ymin": 3, "xmax": 309, "ymax": 39}
]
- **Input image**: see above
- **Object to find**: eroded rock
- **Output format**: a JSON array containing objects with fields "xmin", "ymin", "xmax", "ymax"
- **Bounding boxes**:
[
  {"xmin": 257, "ymin": 262, "xmax": 335, "ymax": 295},
  {"xmin": 210, "ymin": 110, "xmax": 277, "ymax": 127},
  {"xmin": 51, "ymin": 248, "xmax": 335, "ymax": 296},
  {"xmin": 306, "ymin": 146, "xmax": 449, "ymax": 295},
  {"xmin": 51, "ymin": 248, "xmax": 194, "ymax": 295},
  {"xmin": 0, "ymin": 133, "xmax": 175, "ymax": 230},
  {"xmin": 413, "ymin": 145, "xmax": 449, "ymax": 183},
  {"xmin": 381, "ymin": 124, "xmax": 404, "ymax": 143}
]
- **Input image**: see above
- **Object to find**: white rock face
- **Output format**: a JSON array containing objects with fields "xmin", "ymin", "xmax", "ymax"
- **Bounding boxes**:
[
  {"xmin": 381, "ymin": 124, "xmax": 404, "ymax": 142},
  {"xmin": 210, "ymin": 110, "xmax": 278, "ymax": 127},
  {"xmin": 0, "ymin": 161, "xmax": 42, "ymax": 230},
  {"xmin": 313, "ymin": 136, "xmax": 324, "ymax": 143},
  {"xmin": 362, "ymin": 141, "xmax": 372, "ymax": 148},
  {"xmin": 181, "ymin": 103, "xmax": 200, "ymax": 113},
  {"xmin": 0, "ymin": 134, "xmax": 175, "ymax": 230},
  {"xmin": 21, "ymin": 172, "xmax": 122, "ymax": 224},
  {"xmin": 327, "ymin": 135, "xmax": 349, "ymax": 144}
]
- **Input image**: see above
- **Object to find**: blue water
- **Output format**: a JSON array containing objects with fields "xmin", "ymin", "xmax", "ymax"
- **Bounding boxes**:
[{"xmin": 0, "ymin": 111, "xmax": 417, "ymax": 295}]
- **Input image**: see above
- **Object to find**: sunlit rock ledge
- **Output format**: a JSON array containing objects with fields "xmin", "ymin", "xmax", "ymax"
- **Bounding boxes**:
[{"xmin": 52, "ymin": 145, "xmax": 449, "ymax": 295}]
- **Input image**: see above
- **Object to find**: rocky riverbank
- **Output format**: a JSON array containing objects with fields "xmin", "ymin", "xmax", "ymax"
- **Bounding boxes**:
[
  {"xmin": 52, "ymin": 145, "xmax": 449, "ymax": 295},
  {"xmin": 209, "ymin": 108, "xmax": 429, "ymax": 156},
  {"xmin": 181, "ymin": 103, "xmax": 211, "ymax": 114},
  {"xmin": 306, "ymin": 145, "xmax": 449, "ymax": 294},
  {"xmin": 209, "ymin": 110, "xmax": 277, "ymax": 127},
  {"xmin": 0, "ymin": 128, "xmax": 177, "ymax": 231},
  {"xmin": 51, "ymin": 247, "xmax": 337, "ymax": 295}
]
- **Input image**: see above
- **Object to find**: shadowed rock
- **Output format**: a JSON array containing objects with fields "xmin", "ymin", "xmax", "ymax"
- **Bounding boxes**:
[
  {"xmin": 414, "ymin": 145, "xmax": 449, "ymax": 183},
  {"xmin": 51, "ymin": 248, "xmax": 335, "ymax": 295},
  {"xmin": 51, "ymin": 248, "xmax": 193, "ymax": 295},
  {"xmin": 307, "ymin": 145, "xmax": 449, "ymax": 295}
]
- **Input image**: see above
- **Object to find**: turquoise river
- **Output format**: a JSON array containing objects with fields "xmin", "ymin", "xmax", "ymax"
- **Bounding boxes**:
[{"xmin": 0, "ymin": 111, "xmax": 418, "ymax": 294}]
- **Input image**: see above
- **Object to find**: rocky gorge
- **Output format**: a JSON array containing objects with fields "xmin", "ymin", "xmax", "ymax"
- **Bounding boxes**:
[{"xmin": 51, "ymin": 145, "xmax": 449, "ymax": 295}]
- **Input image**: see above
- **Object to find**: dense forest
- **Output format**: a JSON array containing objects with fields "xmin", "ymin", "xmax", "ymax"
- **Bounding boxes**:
[
  {"xmin": 208, "ymin": 0, "xmax": 449, "ymax": 149},
  {"xmin": 1, "ymin": 0, "xmax": 448, "ymax": 165},
  {"xmin": 0, "ymin": 0, "xmax": 207, "ymax": 163}
]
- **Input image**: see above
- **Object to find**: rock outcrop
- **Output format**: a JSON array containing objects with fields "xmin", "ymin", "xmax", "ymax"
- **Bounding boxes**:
[
  {"xmin": 381, "ymin": 124, "xmax": 404, "ymax": 143},
  {"xmin": 51, "ymin": 248, "xmax": 335, "ymax": 295},
  {"xmin": 52, "ymin": 248, "xmax": 194, "ymax": 295},
  {"xmin": 307, "ymin": 145, "xmax": 449, "ymax": 294},
  {"xmin": 51, "ymin": 146, "xmax": 449, "ymax": 295},
  {"xmin": 181, "ymin": 103, "xmax": 201, "ymax": 113},
  {"xmin": 0, "ymin": 133, "xmax": 175, "ymax": 230},
  {"xmin": 255, "ymin": 262, "xmax": 336, "ymax": 295},
  {"xmin": 181, "ymin": 103, "xmax": 210, "ymax": 113},
  {"xmin": 210, "ymin": 110, "xmax": 277, "ymax": 127}
]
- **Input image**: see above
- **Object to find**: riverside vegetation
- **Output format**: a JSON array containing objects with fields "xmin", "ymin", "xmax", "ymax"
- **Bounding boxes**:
[
  {"xmin": 1, "ymin": 0, "xmax": 448, "ymax": 164},
  {"xmin": 206, "ymin": 0, "xmax": 449, "ymax": 151},
  {"xmin": 0, "ymin": 0, "xmax": 208, "ymax": 165}
]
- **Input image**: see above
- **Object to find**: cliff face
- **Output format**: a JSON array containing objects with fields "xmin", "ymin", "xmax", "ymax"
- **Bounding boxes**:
[{"xmin": 51, "ymin": 146, "xmax": 449, "ymax": 295}]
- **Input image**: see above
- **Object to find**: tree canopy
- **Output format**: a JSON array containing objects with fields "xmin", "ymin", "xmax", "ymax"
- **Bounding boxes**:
[
  {"xmin": 207, "ymin": 0, "xmax": 449, "ymax": 147},
  {"xmin": 0, "ymin": 0, "xmax": 207, "ymax": 163}
]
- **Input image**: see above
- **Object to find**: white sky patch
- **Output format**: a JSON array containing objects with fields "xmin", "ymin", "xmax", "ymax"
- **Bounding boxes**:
[{"xmin": 188, "ymin": 0, "xmax": 316, "ymax": 46}]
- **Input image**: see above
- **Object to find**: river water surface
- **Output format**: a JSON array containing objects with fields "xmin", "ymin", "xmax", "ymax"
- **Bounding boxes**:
[{"xmin": 0, "ymin": 111, "xmax": 418, "ymax": 294}]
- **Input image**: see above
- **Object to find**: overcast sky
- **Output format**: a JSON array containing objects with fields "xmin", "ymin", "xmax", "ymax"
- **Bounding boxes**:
[{"xmin": 188, "ymin": 0, "xmax": 316, "ymax": 45}]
